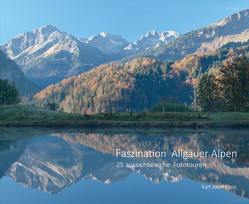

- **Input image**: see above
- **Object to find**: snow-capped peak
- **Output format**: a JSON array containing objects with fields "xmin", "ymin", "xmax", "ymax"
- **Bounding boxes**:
[
  {"xmin": 85, "ymin": 32, "xmax": 129, "ymax": 55},
  {"xmin": 40, "ymin": 24, "xmax": 58, "ymax": 32},
  {"xmin": 145, "ymin": 30, "xmax": 158, "ymax": 37},
  {"xmin": 36, "ymin": 25, "xmax": 60, "ymax": 39},
  {"xmin": 161, "ymin": 30, "xmax": 179, "ymax": 38},
  {"xmin": 124, "ymin": 30, "xmax": 179, "ymax": 52},
  {"xmin": 13, "ymin": 24, "xmax": 59, "ymax": 41},
  {"xmin": 100, "ymin": 32, "xmax": 108, "ymax": 37},
  {"xmin": 159, "ymin": 30, "xmax": 179, "ymax": 43},
  {"xmin": 2, "ymin": 25, "xmax": 79, "ymax": 64}
]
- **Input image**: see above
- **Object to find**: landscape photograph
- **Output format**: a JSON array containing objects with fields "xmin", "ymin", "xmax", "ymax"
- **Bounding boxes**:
[{"xmin": 1, "ymin": 0, "xmax": 249, "ymax": 203}]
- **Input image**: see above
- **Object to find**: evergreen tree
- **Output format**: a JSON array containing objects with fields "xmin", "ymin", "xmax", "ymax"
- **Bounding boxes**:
[
  {"xmin": 46, "ymin": 102, "xmax": 58, "ymax": 111},
  {"xmin": 0, "ymin": 79, "xmax": 19, "ymax": 105},
  {"xmin": 220, "ymin": 58, "xmax": 249, "ymax": 111},
  {"xmin": 197, "ymin": 73, "xmax": 220, "ymax": 112}
]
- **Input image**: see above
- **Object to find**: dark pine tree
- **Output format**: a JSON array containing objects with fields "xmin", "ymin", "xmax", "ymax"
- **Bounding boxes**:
[
  {"xmin": 197, "ymin": 73, "xmax": 220, "ymax": 112},
  {"xmin": 220, "ymin": 58, "xmax": 249, "ymax": 112},
  {"xmin": 0, "ymin": 79, "xmax": 19, "ymax": 105}
]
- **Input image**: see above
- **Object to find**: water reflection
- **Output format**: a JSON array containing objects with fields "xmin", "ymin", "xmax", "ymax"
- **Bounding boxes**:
[{"xmin": 0, "ymin": 128, "xmax": 249, "ymax": 200}]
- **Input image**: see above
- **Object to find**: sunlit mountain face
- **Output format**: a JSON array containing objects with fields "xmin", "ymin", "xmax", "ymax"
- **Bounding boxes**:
[
  {"xmin": 0, "ymin": 128, "xmax": 248, "ymax": 202},
  {"xmin": 0, "ymin": 25, "xmax": 179, "ymax": 88},
  {"xmin": 2, "ymin": 9, "xmax": 249, "ymax": 90}
]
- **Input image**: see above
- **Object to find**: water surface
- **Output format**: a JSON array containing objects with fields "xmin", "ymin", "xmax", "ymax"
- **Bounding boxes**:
[{"xmin": 0, "ymin": 128, "xmax": 248, "ymax": 204}]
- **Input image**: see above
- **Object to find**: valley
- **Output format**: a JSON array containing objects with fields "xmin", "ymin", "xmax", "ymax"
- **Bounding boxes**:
[{"xmin": 1, "ymin": 9, "xmax": 249, "ymax": 117}]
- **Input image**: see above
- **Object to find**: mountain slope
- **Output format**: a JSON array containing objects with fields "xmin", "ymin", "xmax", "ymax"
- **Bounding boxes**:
[
  {"xmin": 131, "ymin": 9, "xmax": 249, "ymax": 61},
  {"xmin": 33, "ymin": 58, "xmax": 192, "ymax": 113},
  {"xmin": 33, "ymin": 38, "xmax": 249, "ymax": 113},
  {"xmin": 0, "ymin": 50, "xmax": 40, "ymax": 96},
  {"xmin": 171, "ymin": 40, "xmax": 249, "ymax": 85},
  {"xmin": 1, "ymin": 25, "xmax": 109, "ymax": 87}
]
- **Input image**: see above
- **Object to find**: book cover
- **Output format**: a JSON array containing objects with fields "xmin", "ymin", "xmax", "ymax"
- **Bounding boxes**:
[{"xmin": 0, "ymin": 1, "xmax": 249, "ymax": 204}]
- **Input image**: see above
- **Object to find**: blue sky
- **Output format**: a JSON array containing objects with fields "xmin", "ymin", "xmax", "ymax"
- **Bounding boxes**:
[{"xmin": 1, "ymin": 0, "xmax": 249, "ymax": 44}]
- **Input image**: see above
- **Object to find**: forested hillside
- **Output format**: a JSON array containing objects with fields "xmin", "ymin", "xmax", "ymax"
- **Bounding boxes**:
[
  {"xmin": 33, "ymin": 58, "xmax": 192, "ymax": 113},
  {"xmin": 33, "ymin": 40, "xmax": 249, "ymax": 113}
]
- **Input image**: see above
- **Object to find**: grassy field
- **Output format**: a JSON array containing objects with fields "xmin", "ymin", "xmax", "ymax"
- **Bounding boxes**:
[{"xmin": 1, "ymin": 105, "xmax": 249, "ymax": 128}]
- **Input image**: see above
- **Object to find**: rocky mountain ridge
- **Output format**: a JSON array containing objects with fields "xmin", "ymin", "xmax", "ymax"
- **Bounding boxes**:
[
  {"xmin": 1, "ymin": 25, "xmax": 179, "ymax": 87},
  {"xmin": 124, "ymin": 30, "xmax": 179, "ymax": 52},
  {"xmin": 133, "ymin": 9, "xmax": 249, "ymax": 61}
]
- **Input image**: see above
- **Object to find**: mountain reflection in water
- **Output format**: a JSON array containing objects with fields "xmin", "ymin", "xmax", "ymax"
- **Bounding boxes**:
[{"xmin": 0, "ymin": 128, "xmax": 249, "ymax": 202}]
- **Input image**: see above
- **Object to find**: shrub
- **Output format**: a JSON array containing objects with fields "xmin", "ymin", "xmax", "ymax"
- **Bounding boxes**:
[{"xmin": 151, "ymin": 99, "xmax": 190, "ymax": 112}]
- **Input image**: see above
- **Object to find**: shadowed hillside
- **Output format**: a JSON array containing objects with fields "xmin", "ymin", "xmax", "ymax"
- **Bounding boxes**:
[{"xmin": 0, "ymin": 50, "xmax": 40, "ymax": 96}]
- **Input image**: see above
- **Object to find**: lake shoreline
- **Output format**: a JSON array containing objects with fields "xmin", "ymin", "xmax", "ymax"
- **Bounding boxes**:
[
  {"xmin": 1, "ymin": 105, "xmax": 249, "ymax": 129},
  {"xmin": 1, "ymin": 120, "xmax": 249, "ymax": 129}
]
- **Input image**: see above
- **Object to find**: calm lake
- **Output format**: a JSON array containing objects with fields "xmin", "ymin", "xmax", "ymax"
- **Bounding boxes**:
[{"xmin": 0, "ymin": 128, "xmax": 249, "ymax": 204}]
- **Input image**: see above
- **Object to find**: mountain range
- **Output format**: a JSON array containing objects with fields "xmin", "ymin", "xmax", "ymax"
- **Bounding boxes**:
[
  {"xmin": 1, "ymin": 9, "xmax": 249, "ymax": 109},
  {"xmin": 1, "ymin": 25, "xmax": 109, "ymax": 87},
  {"xmin": 33, "ymin": 38, "xmax": 249, "ymax": 113},
  {"xmin": 132, "ymin": 9, "xmax": 249, "ymax": 61},
  {"xmin": 1, "ymin": 26, "xmax": 179, "ymax": 88}
]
